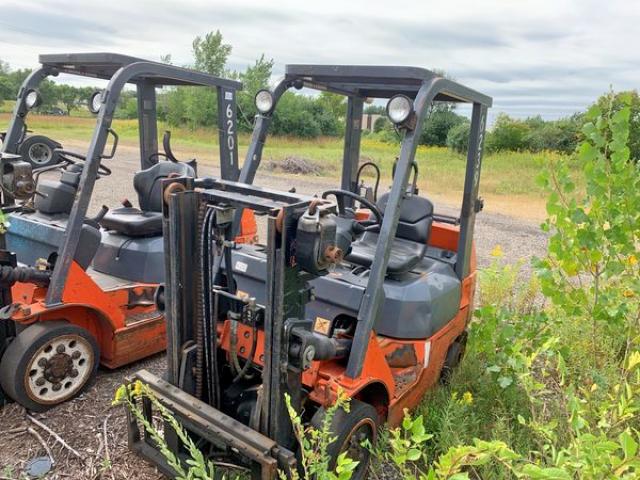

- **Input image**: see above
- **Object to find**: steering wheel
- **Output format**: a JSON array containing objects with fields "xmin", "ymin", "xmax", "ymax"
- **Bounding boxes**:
[
  {"xmin": 321, "ymin": 189, "xmax": 383, "ymax": 226},
  {"xmin": 56, "ymin": 149, "xmax": 112, "ymax": 177}
]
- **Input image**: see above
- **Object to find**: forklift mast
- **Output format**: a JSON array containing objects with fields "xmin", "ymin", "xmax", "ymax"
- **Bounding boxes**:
[{"xmin": 130, "ymin": 177, "xmax": 341, "ymax": 476}]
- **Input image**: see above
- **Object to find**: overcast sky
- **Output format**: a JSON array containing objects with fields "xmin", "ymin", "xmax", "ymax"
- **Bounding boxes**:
[{"xmin": 0, "ymin": 0, "xmax": 637, "ymax": 120}]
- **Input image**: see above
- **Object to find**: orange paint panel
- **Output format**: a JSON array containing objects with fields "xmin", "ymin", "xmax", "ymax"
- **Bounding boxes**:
[
  {"xmin": 235, "ymin": 210, "xmax": 259, "ymax": 244},
  {"xmin": 385, "ymin": 308, "xmax": 468, "ymax": 426},
  {"xmin": 61, "ymin": 262, "xmax": 126, "ymax": 328},
  {"xmin": 7, "ymin": 261, "xmax": 167, "ymax": 369},
  {"xmin": 106, "ymin": 317, "xmax": 166, "ymax": 368},
  {"xmin": 429, "ymin": 222, "xmax": 460, "ymax": 251}
]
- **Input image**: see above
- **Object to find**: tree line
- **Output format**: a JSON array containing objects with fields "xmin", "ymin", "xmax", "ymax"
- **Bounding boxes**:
[{"xmin": 1, "ymin": 31, "xmax": 638, "ymax": 159}]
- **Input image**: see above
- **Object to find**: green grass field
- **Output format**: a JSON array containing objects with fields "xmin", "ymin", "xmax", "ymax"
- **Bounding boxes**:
[{"xmin": 1, "ymin": 113, "xmax": 570, "ymax": 219}]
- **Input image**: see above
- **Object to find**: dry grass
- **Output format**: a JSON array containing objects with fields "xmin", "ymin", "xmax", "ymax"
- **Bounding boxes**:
[{"xmin": 1, "ymin": 113, "xmax": 569, "ymax": 220}]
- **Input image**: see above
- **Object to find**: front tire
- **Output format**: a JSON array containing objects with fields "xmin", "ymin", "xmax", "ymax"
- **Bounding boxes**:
[
  {"xmin": 19, "ymin": 135, "xmax": 61, "ymax": 168},
  {"xmin": 0, "ymin": 321, "xmax": 99, "ymax": 411},
  {"xmin": 311, "ymin": 399, "xmax": 378, "ymax": 480}
]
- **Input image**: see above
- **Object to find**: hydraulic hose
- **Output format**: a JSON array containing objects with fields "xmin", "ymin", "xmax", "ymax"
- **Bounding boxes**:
[
  {"xmin": 0, "ymin": 265, "xmax": 51, "ymax": 286},
  {"xmin": 201, "ymin": 206, "xmax": 220, "ymax": 408},
  {"xmin": 232, "ymin": 315, "xmax": 259, "ymax": 384},
  {"xmin": 194, "ymin": 203, "xmax": 207, "ymax": 400}
]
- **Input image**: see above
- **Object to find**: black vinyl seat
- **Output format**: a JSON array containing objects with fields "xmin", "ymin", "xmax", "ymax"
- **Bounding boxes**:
[
  {"xmin": 100, "ymin": 161, "xmax": 194, "ymax": 237},
  {"xmin": 346, "ymin": 193, "xmax": 434, "ymax": 274},
  {"xmin": 99, "ymin": 208, "xmax": 163, "ymax": 237}
]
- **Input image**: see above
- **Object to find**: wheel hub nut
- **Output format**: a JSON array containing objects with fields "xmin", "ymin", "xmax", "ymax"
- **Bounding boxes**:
[{"xmin": 43, "ymin": 353, "xmax": 73, "ymax": 382}]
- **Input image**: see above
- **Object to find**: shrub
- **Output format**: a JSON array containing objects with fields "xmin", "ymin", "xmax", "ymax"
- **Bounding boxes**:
[
  {"xmin": 485, "ymin": 113, "xmax": 531, "ymax": 152},
  {"xmin": 373, "ymin": 116, "xmax": 388, "ymax": 133},
  {"xmin": 420, "ymin": 107, "xmax": 467, "ymax": 147},
  {"xmin": 445, "ymin": 121, "xmax": 470, "ymax": 153},
  {"xmin": 536, "ymin": 92, "xmax": 640, "ymax": 358},
  {"xmin": 594, "ymin": 90, "xmax": 640, "ymax": 161}
]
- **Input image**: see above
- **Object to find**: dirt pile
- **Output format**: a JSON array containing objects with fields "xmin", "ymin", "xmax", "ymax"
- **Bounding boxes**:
[{"xmin": 265, "ymin": 156, "xmax": 324, "ymax": 175}]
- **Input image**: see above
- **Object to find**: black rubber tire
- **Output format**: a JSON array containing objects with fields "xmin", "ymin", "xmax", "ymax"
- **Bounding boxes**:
[
  {"xmin": 18, "ymin": 135, "xmax": 61, "ymax": 168},
  {"xmin": 440, "ymin": 332, "xmax": 468, "ymax": 384},
  {"xmin": 0, "ymin": 321, "xmax": 99, "ymax": 412},
  {"xmin": 311, "ymin": 399, "xmax": 378, "ymax": 480}
]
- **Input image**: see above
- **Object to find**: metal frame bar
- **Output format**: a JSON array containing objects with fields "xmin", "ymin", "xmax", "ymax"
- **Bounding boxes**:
[
  {"xmin": 455, "ymin": 102, "xmax": 487, "ymax": 279},
  {"xmin": 345, "ymin": 78, "xmax": 440, "ymax": 377},
  {"xmin": 238, "ymin": 81, "xmax": 290, "ymax": 185},
  {"xmin": 163, "ymin": 180, "xmax": 198, "ymax": 384},
  {"xmin": 217, "ymin": 86, "xmax": 240, "ymax": 181},
  {"xmin": 341, "ymin": 97, "xmax": 364, "ymax": 208},
  {"xmin": 136, "ymin": 81, "xmax": 159, "ymax": 169}
]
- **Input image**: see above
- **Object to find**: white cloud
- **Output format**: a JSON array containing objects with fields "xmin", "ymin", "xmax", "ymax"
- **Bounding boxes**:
[{"xmin": 0, "ymin": 0, "xmax": 637, "ymax": 119}]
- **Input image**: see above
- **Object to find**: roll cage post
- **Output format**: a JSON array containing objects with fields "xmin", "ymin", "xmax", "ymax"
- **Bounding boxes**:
[
  {"xmin": 1, "ymin": 67, "xmax": 54, "ymax": 155},
  {"xmin": 136, "ymin": 81, "xmax": 159, "ymax": 170},
  {"xmin": 240, "ymin": 66, "xmax": 491, "ymax": 379},
  {"xmin": 341, "ymin": 96, "xmax": 364, "ymax": 206}
]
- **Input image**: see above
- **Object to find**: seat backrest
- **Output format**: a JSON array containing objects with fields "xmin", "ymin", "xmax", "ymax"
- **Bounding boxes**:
[
  {"xmin": 134, "ymin": 161, "xmax": 195, "ymax": 212},
  {"xmin": 377, "ymin": 192, "xmax": 434, "ymax": 243}
]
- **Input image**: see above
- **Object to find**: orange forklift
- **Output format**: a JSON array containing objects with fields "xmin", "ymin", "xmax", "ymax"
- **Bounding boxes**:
[
  {"xmin": 0, "ymin": 53, "xmax": 254, "ymax": 411},
  {"xmin": 127, "ymin": 65, "xmax": 491, "ymax": 478}
]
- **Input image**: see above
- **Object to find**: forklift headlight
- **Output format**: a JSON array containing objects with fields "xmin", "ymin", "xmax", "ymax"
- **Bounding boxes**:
[
  {"xmin": 24, "ymin": 89, "xmax": 42, "ymax": 110},
  {"xmin": 255, "ymin": 89, "xmax": 274, "ymax": 114},
  {"xmin": 88, "ymin": 90, "xmax": 103, "ymax": 114},
  {"xmin": 386, "ymin": 94, "xmax": 414, "ymax": 127}
]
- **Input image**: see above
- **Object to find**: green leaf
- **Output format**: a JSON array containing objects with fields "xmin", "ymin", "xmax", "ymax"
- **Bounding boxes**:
[
  {"xmin": 406, "ymin": 448, "xmax": 422, "ymax": 461},
  {"xmin": 619, "ymin": 430, "xmax": 638, "ymax": 459},
  {"xmin": 520, "ymin": 464, "xmax": 572, "ymax": 479},
  {"xmin": 498, "ymin": 376, "xmax": 513, "ymax": 388}
]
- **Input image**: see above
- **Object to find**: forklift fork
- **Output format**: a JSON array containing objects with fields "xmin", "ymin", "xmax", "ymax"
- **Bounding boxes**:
[{"xmin": 126, "ymin": 370, "xmax": 296, "ymax": 480}]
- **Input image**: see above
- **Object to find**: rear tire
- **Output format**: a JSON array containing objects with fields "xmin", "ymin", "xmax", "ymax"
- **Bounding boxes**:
[
  {"xmin": 0, "ymin": 321, "xmax": 99, "ymax": 412},
  {"xmin": 440, "ymin": 331, "xmax": 468, "ymax": 384},
  {"xmin": 19, "ymin": 135, "xmax": 61, "ymax": 168},
  {"xmin": 311, "ymin": 399, "xmax": 378, "ymax": 480}
]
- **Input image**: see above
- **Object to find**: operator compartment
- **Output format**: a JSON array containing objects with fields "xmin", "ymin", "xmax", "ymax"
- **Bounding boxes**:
[{"xmin": 5, "ymin": 161, "xmax": 101, "ymax": 269}]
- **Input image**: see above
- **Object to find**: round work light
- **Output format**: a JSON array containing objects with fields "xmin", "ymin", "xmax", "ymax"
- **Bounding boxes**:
[
  {"xmin": 88, "ymin": 90, "xmax": 103, "ymax": 114},
  {"xmin": 24, "ymin": 89, "xmax": 42, "ymax": 110},
  {"xmin": 386, "ymin": 94, "xmax": 413, "ymax": 125},
  {"xmin": 255, "ymin": 89, "xmax": 274, "ymax": 114}
]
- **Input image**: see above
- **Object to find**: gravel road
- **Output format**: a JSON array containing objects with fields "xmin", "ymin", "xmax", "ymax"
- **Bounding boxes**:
[{"xmin": 0, "ymin": 145, "xmax": 548, "ymax": 479}]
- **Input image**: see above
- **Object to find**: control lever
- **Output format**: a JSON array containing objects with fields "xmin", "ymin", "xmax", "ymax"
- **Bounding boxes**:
[{"xmin": 91, "ymin": 205, "xmax": 109, "ymax": 223}]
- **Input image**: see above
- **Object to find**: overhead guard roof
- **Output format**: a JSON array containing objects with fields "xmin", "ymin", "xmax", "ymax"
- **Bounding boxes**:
[
  {"xmin": 285, "ymin": 64, "xmax": 492, "ymax": 106},
  {"xmin": 39, "ymin": 52, "xmax": 241, "ymax": 89}
]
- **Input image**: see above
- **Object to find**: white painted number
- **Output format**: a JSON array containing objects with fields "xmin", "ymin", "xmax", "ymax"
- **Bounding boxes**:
[{"xmin": 225, "ymin": 103, "xmax": 235, "ymax": 164}]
